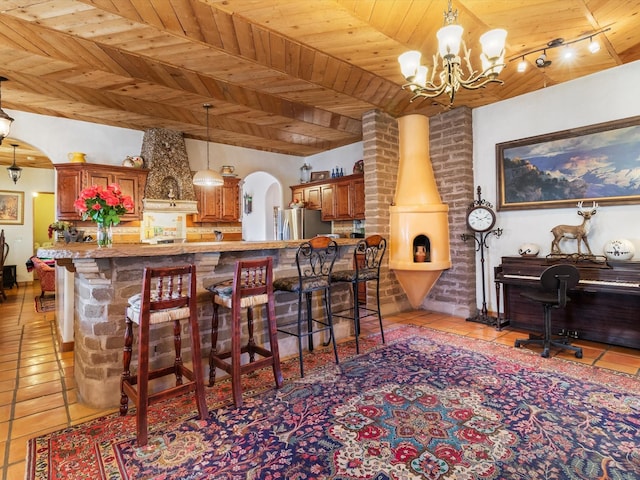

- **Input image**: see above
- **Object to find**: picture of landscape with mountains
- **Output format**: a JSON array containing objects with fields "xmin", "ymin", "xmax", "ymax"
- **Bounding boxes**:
[{"xmin": 500, "ymin": 122, "xmax": 640, "ymax": 207}]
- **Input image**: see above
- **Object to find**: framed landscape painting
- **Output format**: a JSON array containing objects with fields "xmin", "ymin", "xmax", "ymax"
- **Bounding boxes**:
[
  {"xmin": 496, "ymin": 116, "xmax": 640, "ymax": 210},
  {"xmin": 0, "ymin": 190, "xmax": 24, "ymax": 224}
]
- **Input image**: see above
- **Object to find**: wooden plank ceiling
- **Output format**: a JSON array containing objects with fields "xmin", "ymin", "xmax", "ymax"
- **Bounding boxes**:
[{"xmin": 0, "ymin": 0, "xmax": 638, "ymax": 168}]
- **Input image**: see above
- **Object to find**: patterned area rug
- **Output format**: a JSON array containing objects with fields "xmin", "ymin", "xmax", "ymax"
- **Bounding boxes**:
[
  {"xmin": 26, "ymin": 325, "xmax": 640, "ymax": 479},
  {"xmin": 33, "ymin": 295, "xmax": 55, "ymax": 313}
]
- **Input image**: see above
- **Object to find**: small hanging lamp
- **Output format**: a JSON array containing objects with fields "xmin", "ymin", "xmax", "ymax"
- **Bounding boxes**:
[
  {"xmin": 193, "ymin": 103, "xmax": 224, "ymax": 187},
  {"xmin": 7, "ymin": 143, "xmax": 22, "ymax": 184},
  {"xmin": 0, "ymin": 77, "xmax": 14, "ymax": 145}
]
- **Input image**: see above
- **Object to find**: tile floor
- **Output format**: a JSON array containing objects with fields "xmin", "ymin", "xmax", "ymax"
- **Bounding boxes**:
[{"xmin": 2, "ymin": 281, "xmax": 639, "ymax": 479}]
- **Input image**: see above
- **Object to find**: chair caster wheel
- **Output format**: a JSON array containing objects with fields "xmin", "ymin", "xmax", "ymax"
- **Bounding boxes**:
[
  {"xmin": 514, "ymin": 341, "xmax": 521, "ymax": 348},
  {"xmin": 541, "ymin": 350, "xmax": 550, "ymax": 358},
  {"xmin": 575, "ymin": 352, "xmax": 583, "ymax": 359}
]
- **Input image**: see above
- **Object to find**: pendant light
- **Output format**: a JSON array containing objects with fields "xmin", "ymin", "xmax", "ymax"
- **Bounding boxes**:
[
  {"xmin": 0, "ymin": 77, "xmax": 14, "ymax": 145},
  {"xmin": 193, "ymin": 103, "xmax": 224, "ymax": 187},
  {"xmin": 7, "ymin": 143, "xmax": 22, "ymax": 184}
]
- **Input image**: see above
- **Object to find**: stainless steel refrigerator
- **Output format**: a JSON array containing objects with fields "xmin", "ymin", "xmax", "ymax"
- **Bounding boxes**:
[{"xmin": 274, "ymin": 207, "xmax": 332, "ymax": 240}]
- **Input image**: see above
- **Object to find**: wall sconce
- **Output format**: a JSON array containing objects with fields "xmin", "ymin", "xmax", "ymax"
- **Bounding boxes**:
[
  {"xmin": 243, "ymin": 194, "xmax": 252, "ymax": 215},
  {"xmin": 7, "ymin": 143, "xmax": 22, "ymax": 184}
]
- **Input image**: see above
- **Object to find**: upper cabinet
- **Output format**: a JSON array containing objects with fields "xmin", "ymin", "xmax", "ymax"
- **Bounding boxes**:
[
  {"xmin": 193, "ymin": 176, "xmax": 241, "ymax": 223},
  {"xmin": 54, "ymin": 163, "xmax": 149, "ymax": 221},
  {"xmin": 290, "ymin": 173, "xmax": 364, "ymax": 220}
]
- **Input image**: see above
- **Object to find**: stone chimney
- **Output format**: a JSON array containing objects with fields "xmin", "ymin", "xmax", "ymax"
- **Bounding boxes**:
[{"xmin": 140, "ymin": 128, "xmax": 198, "ymax": 213}]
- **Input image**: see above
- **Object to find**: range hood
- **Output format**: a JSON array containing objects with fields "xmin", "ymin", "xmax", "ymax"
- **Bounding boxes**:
[{"xmin": 142, "ymin": 198, "xmax": 198, "ymax": 214}]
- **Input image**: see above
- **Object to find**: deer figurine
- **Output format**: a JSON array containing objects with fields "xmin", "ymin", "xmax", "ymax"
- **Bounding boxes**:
[{"xmin": 550, "ymin": 201, "xmax": 598, "ymax": 255}]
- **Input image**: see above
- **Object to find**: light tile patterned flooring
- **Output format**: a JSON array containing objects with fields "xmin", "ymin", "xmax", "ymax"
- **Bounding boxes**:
[{"xmin": 1, "ymin": 282, "xmax": 639, "ymax": 479}]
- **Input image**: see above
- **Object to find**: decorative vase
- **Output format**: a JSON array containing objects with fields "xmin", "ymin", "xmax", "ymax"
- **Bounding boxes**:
[
  {"xmin": 414, "ymin": 245, "xmax": 427, "ymax": 262},
  {"xmin": 97, "ymin": 222, "xmax": 113, "ymax": 248}
]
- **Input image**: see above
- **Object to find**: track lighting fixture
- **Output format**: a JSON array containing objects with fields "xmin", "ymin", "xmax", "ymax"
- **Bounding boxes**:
[{"xmin": 510, "ymin": 28, "xmax": 610, "ymax": 72}]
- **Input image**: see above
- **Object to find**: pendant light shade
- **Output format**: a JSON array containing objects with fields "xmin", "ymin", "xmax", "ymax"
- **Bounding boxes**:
[
  {"xmin": 0, "ymin": 77, "xmax": 14, "ymax": 145},
  {"xmin": 7, "ymin": 143, "xmax": 21, "ymax": 184},
  {"xmin": 193, "ymin": 103, "xmax": 223, "ymax": 187}
]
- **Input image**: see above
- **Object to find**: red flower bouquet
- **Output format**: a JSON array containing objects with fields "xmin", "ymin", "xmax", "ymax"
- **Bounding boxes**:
[{"xmin": 74, "ymin": 184, "xmax": 134, "ymax": 226}]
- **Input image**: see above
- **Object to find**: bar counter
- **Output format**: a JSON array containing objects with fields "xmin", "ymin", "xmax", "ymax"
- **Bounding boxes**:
[{"xmin": 38, "ymin": 239, "xmax": 359, "ymax": 408}]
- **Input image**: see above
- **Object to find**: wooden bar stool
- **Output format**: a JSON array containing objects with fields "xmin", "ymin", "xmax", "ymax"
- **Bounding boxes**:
[
  {"xmin": 273, "ymin": 237, "xmax": 340, "ymax": 377},
  {"xmin": 331, "ymin": 235, "xmax": 386, "ymax": 353},
  {"xmin": 120, "ymin": 264, "xmax": 208, "ymax": 447},
  {"xmin": 206, "ymin": 257, "xmax": 283, "ymax": 407}
]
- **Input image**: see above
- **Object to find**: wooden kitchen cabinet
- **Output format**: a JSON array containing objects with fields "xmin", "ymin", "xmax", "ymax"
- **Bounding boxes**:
[
  {"xmin": 290, "ymin": 173, "xmax": 364, "ymax": 220},
  {"xmin": 320, "ymin": 184, "xmax": 335, "ymax": 220},
  {"xmin": 352, "ymin": 176, "xmax": 365, "ymax": 219},
  {"xmin": 290, "ymin": 185, "xmax": 321, "ymax": 209},
  {"xmin": 54, "ymin": 163, "xmax": 149, "ymax": 221},
  {"xmin": 194, "ymin": 177, "xmax": 241, "ymax": 223},
  {"xmin": 334, "ymin": 181, "xmax": 353, "ymax": 219}
]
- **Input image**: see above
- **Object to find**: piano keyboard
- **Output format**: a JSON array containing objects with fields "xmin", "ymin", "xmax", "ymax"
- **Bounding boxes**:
[
  {"xmin": 580, "ymin": 279, "xmax": 640, "ymax": 288},
  {"xmin": 502, "ymin": 274, "xmax": 640, "ymax": 288}
]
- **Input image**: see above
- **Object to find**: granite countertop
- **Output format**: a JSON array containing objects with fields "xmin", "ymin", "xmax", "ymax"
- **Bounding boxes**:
[{"xmin": 37, "ymin": 238, "xmax": 360, "ymax": 259}]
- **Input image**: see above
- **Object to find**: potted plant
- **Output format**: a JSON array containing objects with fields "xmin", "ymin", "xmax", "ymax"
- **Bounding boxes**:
[{"xmin": 48, "ymin": 221, "xmax": 71, "ymax": 241}]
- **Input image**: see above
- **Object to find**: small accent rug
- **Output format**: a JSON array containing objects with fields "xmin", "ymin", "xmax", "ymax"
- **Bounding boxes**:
[
  {"xmin": 33, "ymin": 295, "xmax": 55, "ymax": 313},
  {"xmin": 26, "ymin": 325, "xmax": 640, "ymax": 479}
]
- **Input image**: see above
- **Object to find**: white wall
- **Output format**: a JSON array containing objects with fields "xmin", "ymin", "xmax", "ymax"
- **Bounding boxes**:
[
  {"xmin": 473, "ymin": 60, "xmax": 640, "ymax": 314},
  {"xmin": 241, "ymin": 171, "xmax": 281, "ymax": 241}
]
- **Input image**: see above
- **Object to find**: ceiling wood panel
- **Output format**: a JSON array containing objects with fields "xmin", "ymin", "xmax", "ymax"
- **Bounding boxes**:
[{"xmin": 0, "ymin": 0, "xmax": 637, "ymax": 162}]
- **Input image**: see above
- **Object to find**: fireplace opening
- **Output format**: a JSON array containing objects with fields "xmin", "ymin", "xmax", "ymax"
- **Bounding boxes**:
[{"xmin": 413, "ymin": 235, "xmax": 430, "ymax": 262}]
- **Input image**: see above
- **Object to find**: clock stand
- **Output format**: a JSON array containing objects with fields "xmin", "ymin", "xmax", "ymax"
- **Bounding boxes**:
[{"xmin": 461, "ymin": 187, "xmax": 507, "ymax": 329}]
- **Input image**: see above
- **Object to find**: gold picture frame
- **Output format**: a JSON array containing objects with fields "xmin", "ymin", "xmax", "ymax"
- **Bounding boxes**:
[
  {"xmin": 0, "ymin": 190, "xmax": 24, "ymax": 225},
  {"xmin": 497, "ymin": 116, "xmax": 640, "ymax": 210}
]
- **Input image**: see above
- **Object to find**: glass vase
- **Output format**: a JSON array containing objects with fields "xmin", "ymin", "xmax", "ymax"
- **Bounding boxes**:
[{"xmin": 96, "ymin": 222, "xmax": 113, "ymax": 248}]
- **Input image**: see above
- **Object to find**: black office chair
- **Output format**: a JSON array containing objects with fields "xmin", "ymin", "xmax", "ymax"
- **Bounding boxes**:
[
  {"xmin": 331, "ymin": 235, "xmax": 386, "ymax": 354},
  {"xmin": 273, "ymin": 236, "xmax": 340, "ymax": 377},
  {"xmin": 514, "ymin": 264, "xmax": 583, "ymax": 359}
]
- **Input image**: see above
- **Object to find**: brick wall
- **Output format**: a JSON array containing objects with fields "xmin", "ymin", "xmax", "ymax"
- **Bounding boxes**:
[
  {"xmin": 361, "ymin": 110, "xmax": 410, "ymax": 313},
  {"xmin": 426, "ymin": 107, "xmax": 477, "ymax": 317}
]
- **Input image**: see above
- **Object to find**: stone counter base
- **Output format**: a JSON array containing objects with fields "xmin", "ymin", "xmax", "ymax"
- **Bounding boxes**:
[{"xmin": 73, "ymin": 248, "xmax": 357, "ymax": 408}]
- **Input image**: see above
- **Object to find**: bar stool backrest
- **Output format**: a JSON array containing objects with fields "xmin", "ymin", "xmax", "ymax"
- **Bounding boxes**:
[
  {"xmin": 296, "ymin": 236, "xmax": 339, "ymax": 290},
  {"xmin": 233, "ymin": 257, "xmax": 273, "ymax": 297},
  {"xmin": 142, "ymin": 265, "xmax": 195, "ymax": 314},
  {"xmin": 355, "ymin": 235, "xmax": 386, "ymax": 278}
]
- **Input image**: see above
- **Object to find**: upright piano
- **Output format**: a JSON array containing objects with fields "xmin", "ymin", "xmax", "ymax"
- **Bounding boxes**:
[{"xmin": 494, "ymin": 256, "xmax": 640, "ymax": 349}]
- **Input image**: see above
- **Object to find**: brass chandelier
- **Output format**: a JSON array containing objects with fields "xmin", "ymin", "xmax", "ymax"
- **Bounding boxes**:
[{"xmin": 398, "ymin": 0, "xmax": 507, "ymax": 105}]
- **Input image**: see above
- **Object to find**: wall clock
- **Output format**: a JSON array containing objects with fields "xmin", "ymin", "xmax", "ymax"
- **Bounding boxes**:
[{"xmin": 466, "ymin": 205, "xmax": 496, "ymax": 232}]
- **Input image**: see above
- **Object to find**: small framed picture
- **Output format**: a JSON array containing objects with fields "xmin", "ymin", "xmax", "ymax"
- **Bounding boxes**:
[
  {"xmin": 0, "ymin": 190, "xmax": 24, "ymax": 225},
  {"xmin": 310, "ymin": 171, "xmax": 330, "ymax": 182}
]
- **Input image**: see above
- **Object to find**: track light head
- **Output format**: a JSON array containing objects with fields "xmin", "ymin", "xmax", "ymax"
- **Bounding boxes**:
[{"xmin": 535, "ymin": 53, "xmax": 551, "ymax": 68}]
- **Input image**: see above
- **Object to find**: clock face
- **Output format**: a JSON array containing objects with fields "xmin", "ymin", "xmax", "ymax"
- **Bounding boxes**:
[{"xmin": 467, "ymin": 206, "xmax": 496, "ymax": 232}]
